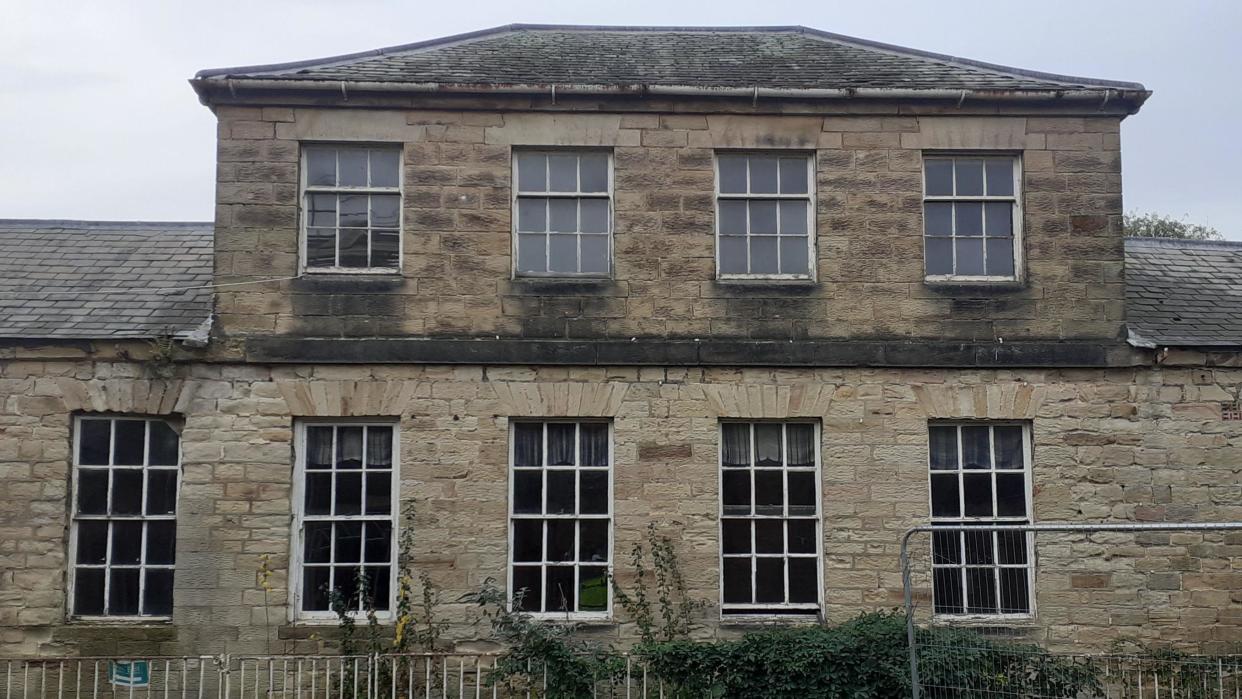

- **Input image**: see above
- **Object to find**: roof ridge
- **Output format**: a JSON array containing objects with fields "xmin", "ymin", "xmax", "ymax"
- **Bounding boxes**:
[
  {"xmin": 1125, "ymin": 236, "xmax": 1242, "ymax": 249},
  {"xmin": 0, "ymin": 218, "xmax": 212, "ymax": 229}
]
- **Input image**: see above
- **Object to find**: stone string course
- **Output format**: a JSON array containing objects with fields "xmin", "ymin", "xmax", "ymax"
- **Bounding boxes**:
[{"xmin": 2, "ymin": 359, "xmax": 1240, "ymax": 656}]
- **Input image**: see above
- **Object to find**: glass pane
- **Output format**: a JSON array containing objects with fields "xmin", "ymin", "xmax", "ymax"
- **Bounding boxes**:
[
  {"xmin": 955, "ymin": 202, "xmax": 983, "ymax": 236},
  {"xmin": 924, "ymin": 202, "xmax": 953, "ymax": 236},
  {"xmin": 932, "ymin": 530, "xmax": 961, "ymax": 565},
  {"xmin": 755, "ymin": 558, "xmax": 784, "ymax": 603},
  {"xmin": 548, "ymin": 154, "xmax": 578, "ymax": 192},
  {"xmin": 993, "ymin": 427, "xmax": 1024, "ymax": 470},
  {"xmin": 924, "ymin": 159, "xmax": 954, "ymax": 196},
  {"xmin": 786, "ymin": 424, "xmax": 815, "ymax": 467},
  {"xmin": 302, "ymin": 566, "xmax": 331, "ymax": 611},
  {"xmin": 512, "ymin": 566, "xmax": 542, "ymax": 611},
  {"xmin": 548, "ymin": 234, "xmax": 577, "ymax": 273},
  {"xmin": 749, "ymin": 200, "xmax": 778, "ymax": 235},
  {"xmin": 144, "ymin": 470, "xmax": 177, "ymax": 515},
  {"xmin": 964, "ymin": 530, "xmax": 994, "ymax": 565},
  {"xmin": 546, "ymin": 471, "xmax": 575, "ymax": 514},
  {"xmin": 137, "ymin": 573, "xmax": 175, "ymax": 618},
  {"xmin": 146, "ymin": 520, "xmax": 176, "ymax": 565},
  {"xmin": 754, "ymin": 519, "xmax": 783, "ymax": 553},
  {"xmin": 366, "ymin": 426, "xmax": 393, "ymax": 467},
  {"xmin": 749, "ymin": 157, "xmax": 778, "ymax": 194},
  {"xmin": 76, "ymin": 521, "xmax": 108, "ymax": 564},
  {"xmin": 754, "ymin": 471, "xmax": 783, "ymax": 516},
  {"xmin": 985, "ymin": 159, "xmax": 1014, "ymax": 196},
  {"xmin": 954, "ymin": 238, "xmax": 985, "ymax": 276},
  {"xmin": 718, "ymin": 200, "xmax": 748, "ymax": 235},
  {"xmin": 997, "ymin": 530, "xmax": 1028, "ymax": 565},
  {"xmin": 955, "ymin": 159, "xmax": 984, "ymax": 196},
  {"xmin": 721, "ymin": 471, "xmax": 751, "ymax": 515},
  {"xmin": 579, "ymin": 199, "xmax": 608, "ymax": 234},
  {"xmin": 750, "ymin": 236, "xmax": 778, "ymax": 274},
  {"xmin": 718, "ymin": 236, "xmax": 747, "ymax": 274},
  {"xmin": 111, "ymin": 470, "xmax": 143, "ymax": 515},
  {"xmin": 148, "ymin": 422, "xmax": 179, "ymax": 465},
  {"xmin": 74, "ymin": 568, "xmax": 106, "ymax": 616},
  {"xmin": 996, "ymin": 474, "xmax": 1026, "ymax": 517},
  {"xmin": 512, "ymin": 520, "xmax": 542, "ymax": 562},
  {"xmin": 986, "ymin": 238, "xmax": 1015, "ymax": 277},
  {"xmin": 966, "ymin": 568, "xmax": 998, "ymax": 614},
  {"xmin": 365, "ymin": 472, "xmax": 391, "ymax": 515},
  {"xmin": 109, "ymin": 569, "xmax": 141, "ymax": 615},
  {"xmin": 513, "ymin": 471, "xmax": 542, "ymax": 515},
  {"xmin": 364, "ymin": 566, "xmax": 391, "ymax": 610},
  {"xmin": 78, "ymin": 420, "xmax": 111, "ymax": 465},
  {"xmin": 338, "ymin": 149, "xmax": 368, "ymax": 187},
  {"xmin": 335, "ymin": 522, "xmax": 363, "ymax": 563},
  {"xmin": 925, "ymin": 238, "xmax": 953, "ymax": 276},
  {"xmin": 546, "ymin": 566, "xmax": 575, "ymax": 612},
  {"xmin": 77, "ymin": 470, "xmax": 108, "ymax": 515},
  {"xmin": 308, "ymin": 193, "xmax": 337, "ymax": 227},
  {"xmin": 305, "ymin": 473, "xmax": 331, "ymax": 515},
  {"xmin": 787, "ymin": 472, "xmax": 816, "ymax": 516},
  {"xmin": 337, "ymin": 427, "xmax": 363, "ymax": 468},
  {"xmin": 787, "ymin": 519, "xmax": 816, "ymax": 554},
  {"xmin": 579, "ymin": 566, "xmax": 608, "ymax": 611},
  {"xmin": 779, "ymin": 236, "xmax": 808, "ymax": 275},
  {"xmin": 335, "ymin": 566, "xmax": 361, "ymax": 608},
  {"xmin": 547, "ymin": 424, "xmax": 575, "ymax": 465},
  {"xmin": 306, "ymin": 228, "xmax": 336, "ymax": 268},
  {"xmin": 580, "ymin": 471, "xmax": 608, "ymax": 514},
  {"xmin": 933, "ymin": 568, "xmax": 964, "ymax": 614},
  {"xmin": 306, "ymin": 147, "xmax": 336, "ymax": 187},
  {"xmin": 999, "ymin": 568, "xmax": 1030, "ymax": 614},
  {"xmin": 721, "ymin": 519, "xmax": 750, "ymax": 554},
  {"xmin": 984, "ymin": 202, "xmax": 1012, "ymax": 237},
  {"xmin": 579, "ymin": 520, "xmax": 608, "ymax": 562},
  {"xmin": 717, "ymin": 155, "xmax": 747, "ymax": 194},
  {"xmin": 779, "ymin": 158, "xmax": 808, "ymax": 194},
  {"xmin": 516, "ymin": 153, "xmax": 546, "ymax": 192},
  {"xmin": 930, "ymin": 474, "xmax": 960, "ymax": 517},
  {"xmin": 788, "ymin": 558, "xmax": 818, "ymax": 603},
  {"xmin": 114, "ymin": 420, "xmax": 145, "ymax": 465},
  {"xmin": 338, "ymin": 229, "xmax": 368, "ymax": 268},
  {"xmin": 778, "ymin": 200, "xmax": 807, "ymax": 235},
  {"xmin": 929, "ymin": 426, "xmax": 958, "ymax": 470},
  {"xmin": 579, "ymin": 235, "xmax": 609, "ymax": 275},
  {"xmin": 579, "ymin": 155, "xmax": 608, "ymax": 193},
  {"xmin": 334, "ymin": 472, "xmax": 362, "ymax": 515},
  {"xmin": 339, "ymin": 195, "xmax": 368, "ymax": 228},
  {"xmin": 755, "ymin": 424, "xmax": 782, "ymax": 467},
  {"xmin": 370, "ymin": 149, "xmax": 400, "ymax": 188},
  {"xmin": 111, "ymin": 521, "xmax": 142, "ymax": 564},
  {"xmin": 516, "ymin": 233, "xmax": 547, "ymax": 274},
  {"xmin": 371, "ymin": 195, "xmax": 400, "ymax": 228},
  {"xmin": 513, "ymin": 423, "xmax": 543, "ymax": 466},
  {"xmin": 518, "ymin": 198, "xmax": 547, "ymax": 234},
  {"xmin": 961, "ymin": 427, "xmax": 991, "ymax": 469},
  {"xmin": 722, "ymin": 558, "xmax": 751, "ymax": 604},
  {"xmin": 548, "ymin": 199, "xmax": 577, "ymax": 233},
  {"xmin": 364, "ymin": 522, "xmax": 392, "ymax": 563},
  {"xmin": 304, "ymin": 522, "xmax": 332, "ymax": 563},
  {"xmin": 963, "ymin": 474, "xmax": 993, "ymax": 517}
]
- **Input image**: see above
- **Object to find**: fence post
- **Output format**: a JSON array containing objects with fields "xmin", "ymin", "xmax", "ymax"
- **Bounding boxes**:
[{"xmin": 900, "ymin": 529, "xmax": 920, "ymax": 699}]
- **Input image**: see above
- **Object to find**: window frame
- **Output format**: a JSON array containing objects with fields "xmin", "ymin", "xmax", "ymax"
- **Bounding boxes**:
[
  {"xmin": 926, "ymin": 421, "xmax": 1035, "ymax": 622},
  {"xmin": 921, "ymin": 153, "xmax": 1024, "ymax": 284},
  {"xmin": 298, "ymin": 143, "xmax": 404, "ymax": 275},
  {"xmin": 67, "ymin": 415, "xmax": 182, "ymax": 621},
  {"xmin": 510, "ymin": 149, "xmax": 615, "ymax": 279},
  {"xmin": 717, "ymin": 420, "xmax": 823, "ymax": 619},
  {"xmin": 289, "ymin": 419, "xmax": 401, "ymax": 622},
  {"xmin": 713, "ymin": 151, "xmax": 817, "ymax": 281},
  {"xmin": 506, "ymin": 419, "xmax": 614, "ymax": 621}
]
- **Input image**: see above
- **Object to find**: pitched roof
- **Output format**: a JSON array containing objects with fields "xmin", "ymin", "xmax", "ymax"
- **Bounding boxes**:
[
  {"xmin": 1125, "ymin": 237, "xmax": 1242, "ymax": 348},
  {"xmin": 0, "ymin": 220, "xmax": 213, "ymax": 341},
  {"xmin": 194, "ymin": 24, "xmax": 1147, "ymax": 100}
]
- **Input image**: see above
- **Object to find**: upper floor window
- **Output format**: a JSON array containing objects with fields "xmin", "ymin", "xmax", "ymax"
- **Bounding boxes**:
[
  {"xmin": 923, "ymin": 155, "xmax": 1020, "ymax": 281},
  {"xmin": 301, "ymin": 145, "xmax": 402, "ymax": 272},
  {"xmin": 716, "ymin": 153, "xmax": 815, "ymax": 279},
  {"xmin": 513, "ymin": 151, "xmax": 612, "ymax": 277},
  {"xmin": 71, "ymin": 416, "xmax": 180, "ymax": 618}
]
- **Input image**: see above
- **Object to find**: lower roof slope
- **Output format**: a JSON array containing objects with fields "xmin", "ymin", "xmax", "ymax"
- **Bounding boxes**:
[
  {"xmin": 1125, "ymin": 237, "xmax": 1242, "ymax": 348},
  {"xmin": 0, "ymin": 220, "xmax": 213, "ymax": 340}
]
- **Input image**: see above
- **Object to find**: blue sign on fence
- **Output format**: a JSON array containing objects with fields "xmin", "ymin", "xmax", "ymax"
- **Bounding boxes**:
[{"xmin": 110, "ymin": 661, "xmax": 150, "ymax": 688}]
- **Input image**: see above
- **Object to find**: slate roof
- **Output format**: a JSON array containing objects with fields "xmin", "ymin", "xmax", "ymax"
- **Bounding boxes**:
[
  {"xmin": 194, "ymin": 24, "xmax": 1146, "ymax": 96},
  {"xmin": 0, "ymin": 220, "xmax": 213, "ymax": 340},
  {"xmin": 1125, "ymin": 237, "xmax": 1242, "ymax": 348}
]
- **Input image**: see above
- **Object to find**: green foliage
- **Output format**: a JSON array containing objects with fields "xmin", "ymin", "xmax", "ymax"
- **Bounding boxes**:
[
  {"xmin": 610, "ymin": 523, "xmax": 708, "ymax": 645},
  {"xmin": 1124, "ymin": 211, "xmax": 1223, "ymax": 240}
]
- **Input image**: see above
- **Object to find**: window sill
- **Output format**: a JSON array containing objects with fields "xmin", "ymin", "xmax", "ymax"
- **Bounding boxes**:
[
  {"xmin": 523, "ymin": 612, "xmax": 612, "ymax": 624},
  {"xmin": 931, "ymin": 614, "xmax": 1036, "ymax": 627},
  {"xmin": 68, "ymin": 616, "xmax": 173, "ymax": 625},
  {"xmin": 923, "ymin": 277, "xmax": 1025, "ymax": 292},
  {"xmin": 719, "ymin": 612, "xmax": 821, "ymax": 626}
]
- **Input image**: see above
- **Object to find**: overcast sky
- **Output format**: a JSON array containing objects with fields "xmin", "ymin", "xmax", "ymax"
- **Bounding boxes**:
[{"xmin": 2, "ymin": 0, "xmax": 1239, "ymax": 239}]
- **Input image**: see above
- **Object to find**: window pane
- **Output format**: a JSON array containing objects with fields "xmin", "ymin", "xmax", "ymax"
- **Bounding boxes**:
[
  {"xmin": 722, "ymin": 471, "xmax": 751, "ymax": 515},
  {"xmin": 548, "ymin": 154, "xmax": 578, "ymax": 192},
  {"xmin": 109, "ymin": 569, "xmax": 141, "ymax": 615},
  {"xmin": 787, "ymin": 472, "xmax": 816, "ymax": 517},
  {"xmin": 366, "ymin": 426, "xmax": 393, "ymax": 467},
  {"xmin": 778, "ymin": 200, "xmax": 807, "ymax": 235},
  {"xmin": 721, "ymin": 519, "xmax": 750, "ymax": 554},
  {"xmin": 304, "ymin": 523, "xmax": 332, "ymax": 563},
  {"xmin": 788, "ymin": 558, "xmax": 817, "ymax": 603},
  {"xmin": 338, "ymin": 229, "xmax": 368, "ymax": 268},
  {"xmin": 932, "ymin": 530, "xmax": 961, "ymax": 565},
  {"xmin": 74, "ymin": 568, "xmax": 106, "ymax": 616},
  {"xmin": 335, "ymin": 522, "xmax": 363, "ymax": 563},
  {"xmin": 148, "ymin": 422, "xmax": 179, "ymax": 465},
  {"xmin": 999, "ymin": 568, "xmax": 1030, "ymax": 614},
  {"xmin": 779, "ymin": 236, "xmax": 808, "ymax": 275},
  {"xmin": 955, "ymin": 159, "xmax": 984, "ymax": 196},
  {"xmin": 966, "ymin": 568, "xmax": 998, "ymax": 614},
  {"xmin": 513, "ymin": 471, "xmax": 542, "ymax": 514},
  {"xmin": 962, "ymin": 474, "xmax": 993, "ymax": 517},
  {"xmin": 516, "ymin": 153, "xmax": 546, "ymax": 192},
  {"xmin": 77, "ymin": 470, "xmax": 108, "ymax": 515},
  {"xmin": 364, "ymin": 566, "xmax": 391, "ymax": 610},
  {"xmin": 984, "ymin": 202, "xmax": 1012, "ymax": 237},
  {"xmin": 579, "ymin": 520, "xmax": 608, "ymax": 562},
  {"xmin": 547, "ymin": 424, "xmax": 575, "ymax": 465},
  {"xmin": 144, "ymin": 470, "xmax": 177, "ymax": 516},
  {"xmin": 779, "ymin": 158, "xmax": 808, "ymax": 194},
  {"xmin": 579, "ymin": 155, "xmax": 608, "ymax": 193},
  {"xmin": 512, "ymin": 566, "xmax": 542, "ymax": 611},
  {"xmin": 335, "ymin": 472, "xmax": 362, "ymax": 515},
  {"xmin": 339, "ymin": 195, "xmax": 368, "ymax": 228},
  {"xmin": 996, "ymin": 474, "xmax": 1026, "ymax": 517},
  {"xmin": 786, "ymin": 424, "xmax": 815, "ymax": 467},
  {"xmin": 925, "ymin": 238, "xmax": 953, "ymax": 276},
  {"xmin": 787, "ymin": 519, "xmax": 816, "ymax": 554},
  {"xmin": 955, "ymin": 202, "xmax": 983, "ymax": 236},
  {"xmin": 964, "ymin": 530, "xmax": 994, "ymax": 565},
  {"xmin": 370, "ymin": 149, "xmax": 400, "ymax": 188},
  {"xmin": 580, "ymin": 471, "xmax": 608, "ymax": 514},
  {"xmin": 306, "ymin": 228, "xmax": 336, "ymax": 268},
  {"xmin": 306, "ymin": 147, "xmax": 337, "ymax": 187},
  {"xmin": 718, "ymin": 200, "xmax": 747, "ymax": 235},
  {"xmin": 993, "ymin": 427, "xmax": 1024, "ymax": 470},
  {"xmin": 305, "ymin": 472, "xmax": 331, "ymax": 515},
  {"xmin": 114, "ymin": 420, "xmax": 145, "ymax": 465},
  {"xmin": 954, "ymin": 238, "xmax": 985, "ymax": 276},
  {"xmin": 336, "ymin": 566, "xmax": 360, "ymax": 609},
  {"xmin": 546, "ymin": 471, "xmax": 575, "ymax": 514},
  {"xmin": 930, "ymin": 474, "xmax": 960, "ymax": 518},
  {"xmin": 146, "ymin": 521, "xmax": 176, "ymax": 565},
  {"xmin": 79, "ymin": 420, "xmax": 111, "ymax": 465},
  {"xmin": 718, "ymin": 155, "xmax": 748, "ymax": 194},
  {"xmin": 548, "ymin": 199, "xmax": 577, "ymax": 233},
  {"xmin": 371, "ymin": 195, "xmax": 400, "ymax": 228},
  {"xmin": 112, "ymin": 470, "xmax": 143, "ymax": 515},
  {"xmin": 933, "ymin": 568, "xmax": 964, "ymax": 614},
  {"xmin": 579, "ymin": 199, "xmax": 608, "ymax": 234},
  {"xmin": 517, "ymin": 198, "xmax": 547, "ymax": 232},
  {"xmin": 722, "ymin": 557, "xmax": 752, "ymax": 604},
  {"xmin": 754, "ymin": 471, "xmax": 783, "ymax": 516},
  {"xmin": 754, "ymin": 519, "xmax": 783, "ymax": 553},
  {"xmin": 338, "ymin": 149, "xmax": 368, "ymax": 187},
  {"xmin": 749, "ymin": 157, "xmax": 778, "ymax": 194},
  {"xmin": 985, "ymin": 238, "xmax": 1015, "ymax": 277},
  {"xmin": 513, "ymin": 520, "xmax": 542, "ymax": 562},
  {"xmin": 513, "ymin": 423, "xmax": 543, "ymax": 466},
  {"xmin": 308, "ymin": 194, "xmax": 337, "ymax": 227},
  {"xmin": 961, "ymin": 427, "xmax": 991, "ymax": 469},
  {"xmin": 111, "ymin": 521, "xmax": 142, "ymax": 564},
  {"xmin": 580, "ymin": 235, "xmax": 609, "ymax": 275},
  {"xmin": 997, "ymin": 530, "xmax": 1028, "ymax": 565},
  {"xmin": 755, "ymin": 558, "xmax": 784, "ymax": 603},
  {"xmin": 750, "ymin": 237, "xmax": 778, "ymax": 274},
  {"xmin": 516, "ymin": 233, "xmax": 547, "ymax": 274},
  {"xmin": 929, "ymin": 426, "xmax": 958, "ymax": 470},
  {"xmin": 76, "ymin": 521, "xmax": 108, "ymax": 564},
  {"xmin": 924, "ymin": 159, "xmax": 954, "ymax": 196},
  {"xmin": 924, "ymin": 202, "xmax": 953, "ymax": 236},
  {"xmin": 579, "ymin": 567, "xmax": 608, "ymax": 611},
  {"xmin": 302, "ymin": 567, "xmax": 331, "ymax": 611},
  {"xmin": 546, "ymin": 566, "xmax": 575, "ymax": 612},
  {"xmin": 364, "ymin": 522, "xmax": 392, "ymax": 563},
  {"xmin": 548, "ymin": 234, "xmax": 577, "ymax": 273},
  {"xmin": 749, "ymin": 200, "xmax": 778, "ymax": 235},
  {"xmin": 336, "ymin": 427, "xmax": 363, "ymax": 468},
  {"xmin": 365, "ymin": 472, "xmax": 391, "ymax": 515},
  {"xmin": 719, "ymin": 236, "xmax": 748, "ymax": 274},
  {"xmin": 985, "ymin": 159, "xmax": 1014, "ymax": 196},
  {"xmin": 755, "ymin": 424, "xmax": 782, "ymax": 467}
]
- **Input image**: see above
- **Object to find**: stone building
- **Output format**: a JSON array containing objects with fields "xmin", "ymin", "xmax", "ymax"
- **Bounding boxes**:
[{"xmin": 2, "ymin": 25, "xmax": 1241, "ymax": 658}]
